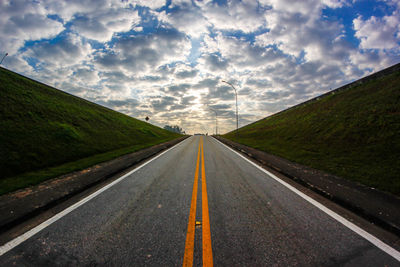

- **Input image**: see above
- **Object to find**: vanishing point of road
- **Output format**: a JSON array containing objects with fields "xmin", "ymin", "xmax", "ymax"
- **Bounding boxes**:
[{"xmin": 1, "ymin": 136, "xmax": 399, "ymax": 266}]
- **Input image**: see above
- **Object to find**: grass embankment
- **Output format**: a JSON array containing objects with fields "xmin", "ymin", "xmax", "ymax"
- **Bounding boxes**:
[
  {"xmin": 223, "ymin": 69, "xmax": 400, "ymax": 196},
  {"xmin": 0, "ymin": 67, "xmax": 181, "ymax": 195}
]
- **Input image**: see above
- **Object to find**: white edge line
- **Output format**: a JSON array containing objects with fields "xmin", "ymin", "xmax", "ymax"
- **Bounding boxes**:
[
  {"xmin": 212, "ymin": 137, "xmax": 400, "ymax": 261},
  {"xmin": 0, "ymin": 137, "xmax": 191, "ymax": 256}
]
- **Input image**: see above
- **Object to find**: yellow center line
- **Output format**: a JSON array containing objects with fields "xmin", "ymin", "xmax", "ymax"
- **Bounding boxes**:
[
  {"xmin": 183, "ymin": 137, "xmax": 214, "ymax": 267},
  {"xmin": 183, "ymin": 138, "xmax": 201, "ymax": 267},
  {"xmin": 201, "ymin": 137, "xmax": 213, "ymax": 267}
]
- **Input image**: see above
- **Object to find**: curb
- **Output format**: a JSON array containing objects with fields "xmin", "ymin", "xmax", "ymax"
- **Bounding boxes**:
[
  {"xmin": 214, "ymin": 136, "xmax": 400, "ymax": 237},
  {"xmin": 0, "ymin": 136, "xmax": 189, "ymax": 234}
]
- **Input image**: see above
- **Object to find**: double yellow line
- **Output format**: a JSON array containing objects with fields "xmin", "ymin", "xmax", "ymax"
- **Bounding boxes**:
[{"xmin": 183, "ymin": 137, "xmax": 213, "ymax": 267}]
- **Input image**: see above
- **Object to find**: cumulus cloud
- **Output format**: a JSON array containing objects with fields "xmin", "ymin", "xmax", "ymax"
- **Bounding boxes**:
[
  {"xmin": 71, "ymin": 8, "xmax": 141, "ymax": 42},
  {"xmin": 165, "ymin": 83, "xmax": 191, "ymax": 95},
  {"xmin": 175, "ymin": 69, "xmax": 198, "ymax": 79},
  {"xmin": 246, "ymin": 78, "xmax": 272, "ymax": 89},
  {"xmin": 71, "ymin": 16, "xmax": 112, "ymax": 42},
  {"xmin": 94, "ymin": 28, "xmax": 191, "ymax": 74},
  {"xmin": 259, "ymin": 0, "xmax": 346, "ymax": 17},
  {"xmin": 151, "ymin": 95, "xmax": 179, "ymax": 111},
  {"xmin": 353, "ymin": 12, "xmax": 400, "ymax": 50},
  {"xmin": 201, "ymin": 33, "xmax": 289, "ymax": 75},
  {"xmin": 134, "ymin": 0, "xmax": 166, "ymax": 10},
  {"xmin": 99, "ymin": 98, "xmax": 140, "ymax": 109},
  {"xmin": 207, "ymin": 85, "xmax": 235, "ymax": 101},
  {"xmin": 1, "ymin": 54, "xmax": 33, "ymax": 73},
  {"xmin": 24, "ymin": 33, "xmax": 93, "ymax": 68},
  {"xmin": 0, "ymin": 0, "xmax": 64, "ymax": 54},
  {"xmin": 256, "ymin": 2, "xmax": 351, "ymax": 64},
  {"xmin": 199, "ymin": 0, "xmax": 267, "ymax": 33},
  {"xmin": 1, "ymin": 0, "xmax": 399, "ymax": 134},
  {"xmin": 199, "ymin": 53, "xmax": 229, "ymax": 72},
  {"xmin": 181, "ymin": 95, "xmax": 196, "ymax": 105},
  {"xmin": 158, "ymin": 4, "xmax": 210, "ymax": 38},
  {"xmin": 174, "ymin": 64, "xmax": 198, "ymax": 79},
  {"xmin": 43, "ymin": 0, "xmax": 131, "ymax": 21},
  {"xmin": 193, "ymin": 78, "xmax": 219, "ymax": 90},
  {"xmin": 72, "ymin": 67, "xmax": 100, "ymax": 85}
]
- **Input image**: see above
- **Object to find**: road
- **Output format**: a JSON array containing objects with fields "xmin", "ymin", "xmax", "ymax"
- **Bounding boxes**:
[{"xmin": 0, "ymin": 136, "xmax": 399, "ymax": 266}]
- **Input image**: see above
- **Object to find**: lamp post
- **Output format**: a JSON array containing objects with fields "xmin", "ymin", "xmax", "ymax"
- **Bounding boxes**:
[
  {"xmin": 0, "ymin": 53, "xmax": 8, "ymax": 65},
  {"xmin": 222, "ymin": 80, "xmax": 238, "ymax": 135},
  {"xmin": 210, "ymin": 108, "xmax": 218, "ymax": 135}
]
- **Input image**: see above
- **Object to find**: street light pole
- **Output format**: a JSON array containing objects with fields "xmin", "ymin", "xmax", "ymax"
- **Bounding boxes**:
[
  {"xmin": 0, "ymin": 53, "xmax": 8, "ymax": 65},
  {"xmin": 222, "ymin": 80, "xmax": 238, "ymax": 135},
  {"xmin": 210, "ymin": 108, "xmax": 218, "ymax": 135}
]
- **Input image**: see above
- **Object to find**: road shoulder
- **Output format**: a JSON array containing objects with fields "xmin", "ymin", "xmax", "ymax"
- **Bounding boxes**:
[
  {"xmin": 0, "ymin": 136, "xmax": 189, "ymax": 236},
  {"xmin": 213, "ymin": 136, "xmax": 400, "ymax": 238}
]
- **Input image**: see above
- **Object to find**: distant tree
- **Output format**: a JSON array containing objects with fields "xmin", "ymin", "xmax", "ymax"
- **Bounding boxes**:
[{"xmin": 164, "ymin": 125, "xmax": 185, "ymax": 134}]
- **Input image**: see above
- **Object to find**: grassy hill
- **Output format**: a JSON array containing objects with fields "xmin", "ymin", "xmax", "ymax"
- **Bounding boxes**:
[
  {"xmin": 0, "ymin": 67, "xmax": 181, "ymax": 195},
  {"xmin": 223, "ymin": 64, "xmax": 400, "ymax": 196}
]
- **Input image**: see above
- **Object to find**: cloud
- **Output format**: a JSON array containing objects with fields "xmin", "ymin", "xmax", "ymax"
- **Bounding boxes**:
[
  {"xmin": 101, "ymin": 70, "xmax": 132, "ymax": 83},
  {"xmin": 209, "ymin": 103, "xmax": 231, "ymax": 110},
  {"xmin": 1, "ymin": 54, "xmax": 33, "ymax": 73},
  {"xmin": 207, "ymin": 85, "xmax": 235, "ymax": 101},
  {"xmin": 255, "ymin": 5, "xmax": 351, "ymax": 64},
  {"xmin": 259, "ymin": 90, "xmax": 292, "ymax": 102},
  {"xmin": 100, "ymin": 98, "xmax": 140, "ymax": 109},
  {"xmin": 94, "ymin": 28, "xmax": 191, "ymax": 74},
  {"xmin": 199, "ymin": 0, "xmax": 267, "ymax": 33},
  {"xmin": 203, "ymin": 34, "xmax": 287, "ymax": 70},
  {"xmin": 173, "ymin": 63, "xmax": 198, "ymax": 79},
  {"xmin": 0, "ymin": 0, "xmax": 64, "ymax": 54},
  {"xmin": 175, "ymin": 69, "xmax": 198, "ymax": 79},
  {"xmin": 140, "ymin": 75, "xmax": 165, "ymax": 82},
  {"xmin": 193, "ymin": 78, "xmax": 219, "ymax": 89},
  {"xmin": 353, "ymin": 12, "xmax": 400, "ymax": 50},
  {"xmin": 199, "ymin": 53, "xmax": 229, "ymax": 72},
  {"xmin": 71, "ymin": 8, "xmax": 141, "ymax": 42},
  {"xmin": 181, "ymin": 95, "xmax": 196, "ymax": 105},
  {"xmin": 24, "ymin": 33, "xmax": 93, "ymax": 68},
  {"xmin": 151, "ymin": 95, "xmax": 179, "ymax": 111},
  {"xmin": 71, "ymin": 16, "xmax": 112, "ymax": 42},
  {"xmin": 134, "ymin": 0, "xmax": 166, "ymax": 10},
  {"xmin": 73, "ymin": 67, "xmax": 99, "ymax": 85},
  {"xmin": 166, "ymin": 83, "xmax": 191, "ymax": 95},
  {"xmin": 349, "ymin": 50, "xmax": 400, "ymax": 72},
  {"xmin": 43, "ymin": 0, "xmax": 131, "ymax": 21},
  {"xmin": 158, "ymin": 4, "xmax": 209, "ymax": 38},
  {"xmin": 2, "ymin": 0, "xmax": 399, "ymax": 135},
  {"xmin": 245, "ymin": 78, "xmax": 271, "ymax": 89},
  {"xmin": 259, "ymin": 0, "xmax": 346, "ymax": 17}
]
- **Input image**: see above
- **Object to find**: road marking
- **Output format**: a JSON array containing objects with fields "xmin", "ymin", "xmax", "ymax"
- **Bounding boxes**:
[
  {"xmin": 213, "ymin": 137, "xmax": 400, "ymax": 262},
  {"xmin": 183, "ymin": 137, "xmax": 214, "ymax": 266},
  {"xmin": 201, "ymin": 137, "xmax": 213, "ymax": 267},
  {"xmin": 0, "ymin": 137, "xmax": 191, "ymax": 257},
  {"xmin": 183, "ymin": 138, "xmax": 201, "ymax": 267}
]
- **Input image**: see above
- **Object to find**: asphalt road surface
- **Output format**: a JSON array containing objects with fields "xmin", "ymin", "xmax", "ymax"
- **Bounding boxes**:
[{"xmin": 1, "ymin": 136, "xmax": 399, "ymax": 266}]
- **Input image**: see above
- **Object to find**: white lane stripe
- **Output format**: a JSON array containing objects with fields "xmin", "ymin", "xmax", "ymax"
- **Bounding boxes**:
[
  {"xmin": 0, "ymin": 137, "xmax": 191, "ymax": 256},
  {"xmin": 212, "ymin": 137, "xmax": 400, "ymax": 261}
]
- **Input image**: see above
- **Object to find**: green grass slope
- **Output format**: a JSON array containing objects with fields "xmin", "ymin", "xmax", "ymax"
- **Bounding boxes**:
[
  {"xmin": 223, "ymin": 65, "xmax": 400, "ymax": 196},
  {"xmin": 0, "ymin": 67, "xmax": 181, "ymax": 195}
]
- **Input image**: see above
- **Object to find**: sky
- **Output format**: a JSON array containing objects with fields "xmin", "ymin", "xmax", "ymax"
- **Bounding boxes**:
[{"xmin": 1, "ymin": 0, "xmax": 399, "ymax": 134}]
